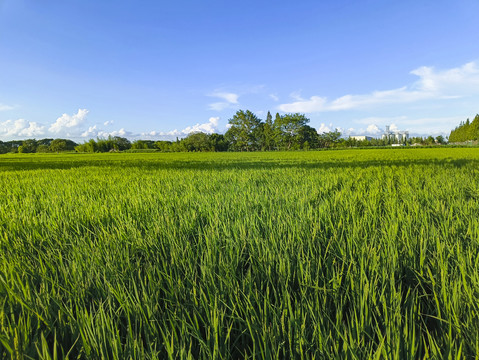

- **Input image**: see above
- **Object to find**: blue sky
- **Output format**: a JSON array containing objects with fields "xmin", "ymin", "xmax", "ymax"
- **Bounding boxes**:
[{"xmin": 1, "ymin": 0, "xmax": 478, "ymax": 141}]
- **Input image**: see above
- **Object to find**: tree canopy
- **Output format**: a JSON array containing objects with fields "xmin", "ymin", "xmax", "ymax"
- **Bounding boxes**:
[{"xmin": 449, "ymin": 115, "xmax": 479, "ymax": 142}]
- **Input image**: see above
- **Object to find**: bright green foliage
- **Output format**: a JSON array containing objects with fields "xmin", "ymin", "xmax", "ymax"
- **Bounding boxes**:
[
  {"xmin": 225, "ymin": 110, "xmax": 263, "ymax": 151},
  {"xmin": 131, "ymin": 140, "xmax": 156, "ymax": 150},
  {"xmin": 76, "ymin": 136, "xmax": 132, "ymax": 152},
  {"xmin": 262, "ymin": 111, "xmax": 275, "ymax": 151},
  {"xmin": 182, "ymin": 133, "xmax": 215, "ymax": 152},
  {"xmin": 1, "ymin": 149, "xmax": 479, "ymax": 359},
  {"xmin": 49, "ymin": 139, "xmax": 67, "ymax": 152},
  {"xmin": 449, "ymin": 114, "xmax": 479, "ymax": 142},
  {"xmin": 273, "ymin": 113, "xmax": 311, "ymax": 150},
  {"xmin": 318, "ymin": 129, "xmax": 342, "ymax": 148},
  {"xmin": 18, "ymin": 139, "xmax": 38, "ymax": 153}
]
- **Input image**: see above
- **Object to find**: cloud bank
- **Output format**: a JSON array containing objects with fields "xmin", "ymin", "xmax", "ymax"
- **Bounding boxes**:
[
  {"xmin": 144, "ymin": 117, "xmax": 220, "ymax": 138},
  {"xmin": 49, "ymin": 109, "xmax": 89, "ymax": 134},
  {"xmin": 0, "ymin": 119, "xmax": 45, "ymax": 138},
  {"xmin": 279, "ymin": 62, "xmax": 479, "ymax": 113}
]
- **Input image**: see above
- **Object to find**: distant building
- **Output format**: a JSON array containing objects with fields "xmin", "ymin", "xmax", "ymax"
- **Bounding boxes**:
[
  {"xmin": 349, "ymin": 135, "xmax": 374, "ymax": 141},
  {"xmin": 382, "ymin": 125, "xmax": 409, "ymax": 143}
]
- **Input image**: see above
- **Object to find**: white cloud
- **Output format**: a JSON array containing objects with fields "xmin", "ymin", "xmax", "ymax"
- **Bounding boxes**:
[
  {"xmin": 289, "ymin": 91, "xmax": 304, "ymax": 101},
  {"xmin": 280, "ymin": 96, "xmax": 326, "ymax": 113},
  {"xmin": 81, "ymin": 125, "xmax": 133, "ymax": 138},
  {"xmin": 142, "ymin": 117, "xmax": 221, "ymax": 138},
  {"xmin": 103, "ymin": 120, "xmax": 114, "ymax": 126},
  {"xmin": 352, "ymin": 115, "xmax": 465, "ymax": 136},
  {"xmin": 279, "ymin": 61, "xmax": 479, "ymax": 113},
  {"xmin": 317, "ymin": 123, "xmax": 332, "ymax": 133},
  {"xmin": 208, "ymin": 91, "xmax": 239, "ymax": 111},
  {"xmin": 389, "ymin": 124, "xmax": 399, "ymax": 132},
  {"xmin": 179, "ymin": 117, "xmax": 220, "ymax": 134},
  {"xmin": 211, "ymin": 92, "xmax": 239, "ymax": 104},
  {"xmin": 279, "ymin": 88, "xmax": 429, "ymax": 113},
  {"xmin": 411, "ymin": 61, "xmax": 479, "ymax": 93},
  {"xmin": 366, "ymin": 124, "xmax": 381, "ymax": 134},
  {"xmin": 49, "ymin": 109, "xmax": 89, "ymax": 133},
  {"xmin": 0, "ymin": 103, "xmax": 14, "ymax": 111},
  {"xmin": 81, "ymin": 125, "xmax": 98, "ymax": 138},
  {"xmin": 341, "ymin": 124, "xmax": 382, "ymax": 136},
  {"xmin": 97, "ymin": 128, "xmax": 131, "ymax": 138},
  {"xmin": 0, "ymin": 119, "xmax": 45, "ymax": 138},
  {"xmin": 269, "ymin": 94, "xmax": 279, "ymax": 102}
]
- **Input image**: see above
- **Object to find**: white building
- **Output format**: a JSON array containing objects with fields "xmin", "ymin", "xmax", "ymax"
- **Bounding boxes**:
[{"xmin": 382, "ymin": 125, "xmax": 409, "ymax": 143}]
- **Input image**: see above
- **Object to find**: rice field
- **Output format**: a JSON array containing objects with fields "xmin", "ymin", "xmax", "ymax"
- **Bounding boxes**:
[{"xmin": 1, "ymin": 148, "xmax": 479, "ymax": 359}]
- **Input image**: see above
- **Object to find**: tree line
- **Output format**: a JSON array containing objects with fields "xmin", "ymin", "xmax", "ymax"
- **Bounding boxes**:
[
  {"xmin": 449, "ymin": 114, "xmax": 479, "ymax": 143},
  {"xmin": 0, "ymin": 110, "xmax": 455, "ymax": 154},
  {"xmin": 0, "ymin": 138, "xmax": 78, "ymax": 154}
]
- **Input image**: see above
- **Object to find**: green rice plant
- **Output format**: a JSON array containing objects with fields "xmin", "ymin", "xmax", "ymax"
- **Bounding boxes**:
[{"xmin": 0, "ymin": 148, "xmax": 478, "ymax": 359}]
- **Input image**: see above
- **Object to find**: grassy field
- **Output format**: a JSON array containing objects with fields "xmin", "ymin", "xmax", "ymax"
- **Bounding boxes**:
[{"xmin": 1, "ymin": 148, "xmax": 479, "ymax": 359}]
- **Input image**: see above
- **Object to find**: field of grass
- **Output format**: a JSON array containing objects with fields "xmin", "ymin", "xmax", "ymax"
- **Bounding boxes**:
[{"xmin": 1, "ymin": 148, "xmax": 479, "ymax": 359}]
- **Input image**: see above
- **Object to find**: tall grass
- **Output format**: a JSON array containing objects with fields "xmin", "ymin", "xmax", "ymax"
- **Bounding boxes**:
[{"xmin": 1, "ymin": 148, "xmax": 478, "ymax": 359}]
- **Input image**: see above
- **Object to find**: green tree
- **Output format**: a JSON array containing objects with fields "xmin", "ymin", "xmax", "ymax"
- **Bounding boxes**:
[
  {"xmin": 318, "ymin": 130, "xmax": 342, "ymax": 148},
  {"xmin": 18, "ymin": 139, "xmax": 37, "ymax": 153},
  {"xmin": 209, "ymin": 133, "xmax": 228, "ymax": 152},
  {"xmin": 36, "ymin": 144, "xmax": 50, "ymax": 153},
  {"xmin": 272, "ymin": 113, "xmax": 282, "ymax": 149},
  {"xmin": 272, "ymin": 113, "xmax": 310, "ymax": 150},
  {"xmin": 132, "ymin": 140, "xmax": 149, "ymax": 150},
  {"xmin": 263, "ymin": 111, "xmax": 275, "ymax": 150},
  {"xmin": 49, "ymin": 139, "xmax": 67, "ymax": 152},
  {"xmin": 75, "ymin": 139, "xmax": 98, "ymax": 152},
  {"xmin": 298, "ymin": 125, "xmax": 319, "ymax": 149},
  {"xmin": 449, "ymin": 115, "xmax": 479, "ymax": 142},
  {"xmin": 37, "ymin": 138, "xmax": 54, "ymax": 146},
  {"xmin": 225, "ymin": 110, "xmax": 262, "ymax": 151},
  {"xmin": 112, "ymin": 137, "xmax": 132, "ymax": 151},
  {"xmin": 182, "ymin": 132, "xmax": 213, "ymax": 152},
  {"xmin": 425, "ymin": 136, "xmax": 435, "ymax": 145},
  {"xmin": 154, "ymin": 141, "xmax": 174, "ymax": 152}
]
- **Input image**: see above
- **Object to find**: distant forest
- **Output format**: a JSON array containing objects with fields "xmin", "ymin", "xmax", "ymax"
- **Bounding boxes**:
[
  {"xmin": 0, "ymin": 110, "xmax": 454, "ymax": 154},
  {"xmin": 449, "ymin": 114, "xmax": 479, "ymax": 143}
]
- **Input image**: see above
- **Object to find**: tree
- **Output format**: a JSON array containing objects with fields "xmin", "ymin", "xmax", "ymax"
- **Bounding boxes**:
[
  {"xmin": 36, "ymin": 144, "xmax": 50, "ymax": 153},
  {"xmin": 132, "ymin": 140, "xmax": 150, "ymax": 149},
  {"xmin": 209, "ymin": 133, "xmax": 228, "ymax": 152},
  {"xmin": 298, "ymin": 125, "xmax": 319, "ymax": 149},
  {"xmin": 225, "ymin": 110, "xmax": 262, "ymax": 151},
  {"xmin": 425, "ymin": 136, "xmax": 435, "ymax": 145},
  {"xmin": 49, "ymin": 139, "xmax": 67, "ymax": 152},
  {"xmin": 318, "ymin": 130, "xmax": 342, "ymax": 148},
  {"xmin": 154, "ymin": 141, "xmax": 174, "ymax": 152},
  {"xmin": 75, "ymin": 139, "xmax": 98, "ymax": 152},
  {"xmin": 449, "ymin": 115, "xmax": 479, "ymax": 142},
  {"xmin": 271, "ymin": 113, "xmax": 311, "ymax": 150},
  {"xmin": 263, "ymin": 111, "xmax": 275, "ymax": 150},
  {"xmin": 86, "ymin": 136, "xmax": 129, "ymax": 152},
  {"xmin": 37, "ymin": 138, "xmax": 54, "ymax": 146},
  {"xmin": 112, "ymin": 137, "xmax": 132, "ymax": 151},
  {"xmin": 182, "ymin": 132, "xmax": 213, "ymax": 152},
  {"xmin": 18, "ymin": 139, "xmax": 37, "ymax": 153}
]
